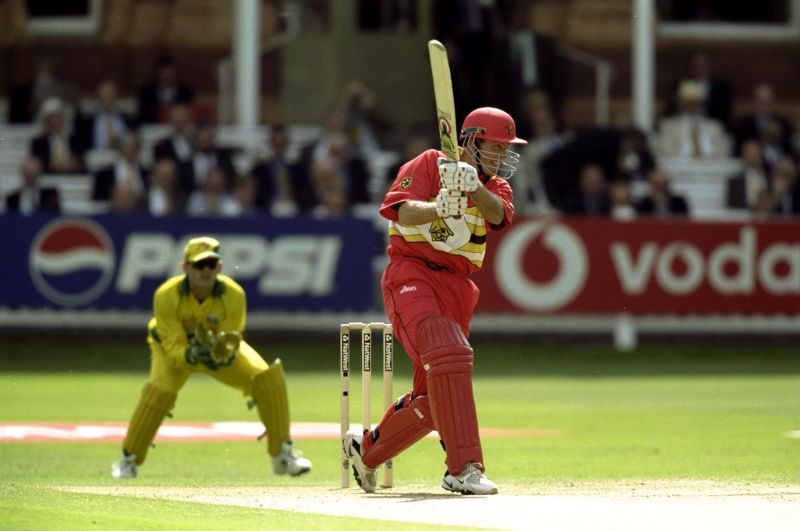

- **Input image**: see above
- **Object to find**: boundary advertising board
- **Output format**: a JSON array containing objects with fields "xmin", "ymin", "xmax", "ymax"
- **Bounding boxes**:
[{"xmin": 1, "ymin": 214, "xmax": 379, "ymax": 311}]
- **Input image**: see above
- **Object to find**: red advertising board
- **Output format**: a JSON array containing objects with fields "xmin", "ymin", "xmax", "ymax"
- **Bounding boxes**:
[{"xmin": 473, "ymin": 217, "xmax": 800, "ymax": 314}]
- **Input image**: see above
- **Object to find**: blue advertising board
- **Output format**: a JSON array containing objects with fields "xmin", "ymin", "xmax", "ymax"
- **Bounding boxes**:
[{"xmin": 0, "ymin": 214, "xmax": 381, "ymax": 311}]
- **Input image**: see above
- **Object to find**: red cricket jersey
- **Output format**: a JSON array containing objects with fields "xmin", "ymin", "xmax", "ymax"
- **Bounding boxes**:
[{"xmin": 379, "ymin": 149, "xmax": 515, "ymax": 277}]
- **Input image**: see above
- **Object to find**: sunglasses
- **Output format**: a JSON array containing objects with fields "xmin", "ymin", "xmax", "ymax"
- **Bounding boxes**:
[{"xmin": 191, "ymin": 258, "xmax": 219, "ymax": 270}]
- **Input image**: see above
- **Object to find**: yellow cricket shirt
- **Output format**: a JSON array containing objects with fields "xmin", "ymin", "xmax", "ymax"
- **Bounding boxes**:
[{"xmin": 147, "ymin": 274, "xmax": 246, "ymax": 365}]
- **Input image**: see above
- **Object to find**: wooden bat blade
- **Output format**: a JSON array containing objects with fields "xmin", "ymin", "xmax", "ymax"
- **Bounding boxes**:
[{"xmin": 428, "ymin": 39, "xmax": 459, "ymax": 161}]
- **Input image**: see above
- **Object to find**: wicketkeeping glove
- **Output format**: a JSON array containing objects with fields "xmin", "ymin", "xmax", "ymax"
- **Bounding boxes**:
[
  {"xmin": 211, "ymin": 331, "xmax": 241, "ymax": 367},
  {"xmin": 435, "ymin": 188, "xmax": 468, "ymax": 218},
  {"xmin": 185, "ymin": 326, "xmax": 240, "ymax": 370},
  {"xmin": 438, "ymin": 157, "xmax": 478, "ymax": 193}
]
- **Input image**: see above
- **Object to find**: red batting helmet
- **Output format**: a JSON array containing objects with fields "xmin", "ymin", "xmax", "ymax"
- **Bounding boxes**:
[{"xmin": 459, "ymin": 107, "xmax": 527, "ymax": 146}]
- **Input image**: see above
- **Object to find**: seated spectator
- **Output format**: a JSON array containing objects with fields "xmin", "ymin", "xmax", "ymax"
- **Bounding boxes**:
[
  {"xmin": 192, "ymin": 121, "xmax": 237, "ymax": 191},
  {"xmin": 759, "ymin": 118, "xmax": 790, "ymax": 170},
  {"xmin": 305, "ymin": 107, "xmax": 349, "ymax": 164},
  {"xmin": 153, "ymin": 103, "xmax": 196, "ymax": 204},
  {"xmin": 232, "ymin": 175, "xmax": 258, "ymax": 215},
  {"xmin": 252, "ymin": 124, "xmax": 316, "ymax": 216},
  {"xmin": 517, "ymin": 99, "xmax": 572, "ymax": 215},
  {"xmin": 726, "ymin": 140, "xmax": 768, "ymax": 210},
  {"xmin": 186, "ymin": 165, "xmax": 241, "ymax": 217},
  {"xmin": 310, "ymin": 158, "xmax": 350, "ymax": 219},
  {"xmin": 768, "ymin": 157, "xmax": 800, "ymax": 217},
  {"xmin": 328, "ymin": 133, "xmax": 371, "ymax": 205},
  {"xmin": 4, "ymin": 156, "xmax": 60, "ymax": 214},
  {"xmin": 30, "ymin": 97, "xmax": 86, "ymax": 174},
  {"xmin": 752, "ymin": 189, "xmax": 776, "ymax": 219},
  {"xmin": 609, "ymin": 179, "xmax": 636, "ymax": 221},
  {"xmin": 79, "ymin": 79, "xmax": 133, "ymax": 151},
  {"xmin": 109, "ymin": 179, "xmax": 144, "ymax": 214},
  {"xmin": 636, "ymin": 168, "xmax": 689, "ymax": 217},
  {"xmin": 92, "ymin": 132, "xmax": 148, "ymax": 202},
  {"xmin": 302, "ymin": 108, "xmax": 374, "ymax": 202},
  {"xmin": 137, "ymin": 55, "xmax": 194, "ymax": 124},
  {"xmin": 563, "ymin": 163, "xmax": 609, "ymax": 216},
  {"xmin": 385, "ymin": 128, "xmax": 432, "ymax": 193},
  {"xmin": 616, "ymin": 127, "xmax": 656, "ymax": 182},
  {"xmin": 147, "ymin": 159, "xmax": 179, "ymax": 216},
  {"xmin": 733, "ymin": 83, "xmax": 794, "ymax": 156},
  {"xmin": 304, "ymin": 126, "xmax": 371, "ymax": 206},
  {"xmin": 657, "ymin": 80, "xmax": 729, "ymax": 159}
]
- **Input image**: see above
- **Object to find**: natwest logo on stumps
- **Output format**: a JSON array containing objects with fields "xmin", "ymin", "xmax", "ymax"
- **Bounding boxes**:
[{"xmin": 29, "ymin": 218, "xmax": 116, "ymax": 307}]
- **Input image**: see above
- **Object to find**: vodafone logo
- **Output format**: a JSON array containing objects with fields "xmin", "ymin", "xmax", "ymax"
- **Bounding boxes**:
[
  {"xmin": 29, "ymin": 218, "xmax": 116, "ymax": 307},
  {"xmin": 610, "ymin": 227, "xmax": 800, "ymax": 296},
  {"xmin": 494, "ymin": 220, "xmax": 587, "ymax": 311}
]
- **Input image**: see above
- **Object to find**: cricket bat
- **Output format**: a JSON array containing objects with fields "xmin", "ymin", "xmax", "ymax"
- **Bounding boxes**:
[
  {"xmin": 428, "ymin": 39, "xmax": 459, "ymax": 161},
  {"xmin": 428, "ymin": 39, "xmax": 462, "ymax": 218}
]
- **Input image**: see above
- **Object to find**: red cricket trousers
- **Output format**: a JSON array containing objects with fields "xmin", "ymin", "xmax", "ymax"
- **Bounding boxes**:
[{"xmin": 380, "ymin": 256, "xmax": 479, "ymax": 396}]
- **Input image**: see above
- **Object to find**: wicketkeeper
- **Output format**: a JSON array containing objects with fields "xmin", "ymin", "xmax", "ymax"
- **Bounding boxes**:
[
  {"xmin": 343, "ymin": 107, "xmax": 526, "ymax": 495},
  {"xmin": 112, "ymin": 236, "xmax": 311, "ymax": 478}
]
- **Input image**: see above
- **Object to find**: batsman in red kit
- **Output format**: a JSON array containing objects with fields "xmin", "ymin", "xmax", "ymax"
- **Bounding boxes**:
[{"xmin": 343, "ymin": 107, "xmax": 527, "ymax": 495}]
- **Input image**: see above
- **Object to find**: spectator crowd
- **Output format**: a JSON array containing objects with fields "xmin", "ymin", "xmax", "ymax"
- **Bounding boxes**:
[
  {"xmin": 515, "ymin": 50, "xmax": 800, "ymax": 220},
  {"xmin": 3, "ymin": 39, "xmax": 799, "ymax": 221}
]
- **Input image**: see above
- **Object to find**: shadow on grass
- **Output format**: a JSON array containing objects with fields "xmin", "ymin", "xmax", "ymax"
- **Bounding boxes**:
[{"xmin": 1, "ymin": 331, "xmax": 799, "ymax": 377}]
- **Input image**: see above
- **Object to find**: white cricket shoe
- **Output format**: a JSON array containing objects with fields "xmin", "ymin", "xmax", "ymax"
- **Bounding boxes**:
[
  {"xmin": 441, "ymin": 462, "xmax": 498, "ymax": 495},
  {"xmin": 342, "ymin": 430, "xmax": 377, "ymax": 493},
  {"xmin": 111, "ymin": 453, "xmax": 137, "ymax": 479},
  {"xmin": 272, "ymin": 441, "xmax": 312, "ymax": 476}
]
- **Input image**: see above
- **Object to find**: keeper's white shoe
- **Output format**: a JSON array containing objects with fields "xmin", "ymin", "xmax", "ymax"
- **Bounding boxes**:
[
  {"xmin": 342, "ymin": 430, "xmax": 377, "ymax": 493},
  {"xmin": 111, "ymin": 453, "xmax": 137, "ymax": 479},
  {"xmin": 441, "ymin": 462, "xmax": 498, "ymax": 495},
  {"xmin": 272, "ymin": 441, "xmax": 312, "ymax": 476}
]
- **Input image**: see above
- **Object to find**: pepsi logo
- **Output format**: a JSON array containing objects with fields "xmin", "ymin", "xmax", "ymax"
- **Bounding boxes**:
[{"xmin": 29, "ymin": 218, "xmax": 116, "ymax": 307}]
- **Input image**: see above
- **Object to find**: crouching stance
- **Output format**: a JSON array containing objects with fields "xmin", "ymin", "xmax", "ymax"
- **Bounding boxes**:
[{"xmin": 112, "ymin": 236, "xmax": 311, "ymax": 479}]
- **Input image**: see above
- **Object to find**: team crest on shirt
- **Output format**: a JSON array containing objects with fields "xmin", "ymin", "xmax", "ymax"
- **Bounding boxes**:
[
  {"xmin": 399, "ymin": 177, "xmax": 412, "ymax": 189},
  {"xmin": 429, "ymin": 219, "xmax": 454, "ymax": 242}
]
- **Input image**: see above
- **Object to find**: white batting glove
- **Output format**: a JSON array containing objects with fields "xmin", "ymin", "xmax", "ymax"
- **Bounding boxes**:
[
  {"xmin": 435, "ymin": 188, "xmax": 468, "ymax": 218},
  {"xmin": 438, "ymin": 157, "xmax": 478, "ymax": 193}
]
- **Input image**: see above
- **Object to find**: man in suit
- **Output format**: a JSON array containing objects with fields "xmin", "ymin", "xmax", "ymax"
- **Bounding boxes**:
[
  {"xmin": 562, "ymin": 163, "xmax": 610, "ymax": 216},
  {"xmin": 137, "ymin": 55, "xmax": 194, "ymax": 124},
  {"xmin": 252, "ymin": 125, "xmax": 316, "ymax": 216},
  {"xmin": 152, "ymin": 104, "xmax": 195, "ymax": 208},
  {"xmin": 92, "ymin": 131, "xmax": 148, "ymax": 204},
  {"xmin": 726, "ymin": 140, "xmax": 768, "ymax": 210},
  {"xmin": 192, "ymin": 122, "xmax": 237, "ymax": 191},
  {"xmin": 5, "ymin": 156, "xmax": 60, "ymax": 214},
  {"xmin": 768, "ymin": 157, "xmax": 800, "ymax": 217},
  {"xmin": 732, "ymin": 83, "xmax": 794, "ymax": 157},
  {"xmin": 29, "ymin": 97, "xmax": 86, "ymax": 174},
  {"xmin": 79, "ymin": 79, "xmax": 134, "ymax": 151}
]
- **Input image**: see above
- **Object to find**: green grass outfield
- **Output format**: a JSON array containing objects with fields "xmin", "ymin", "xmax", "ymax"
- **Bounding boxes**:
[{"xmin": 0, "ymin": 335, "xmax": 798, "ymax": 529}]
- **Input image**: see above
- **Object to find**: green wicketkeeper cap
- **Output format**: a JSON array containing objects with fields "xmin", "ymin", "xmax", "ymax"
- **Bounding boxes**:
[{"xmin": 184, "ymin": 236, "xmax": 221, "ymax": 264}]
